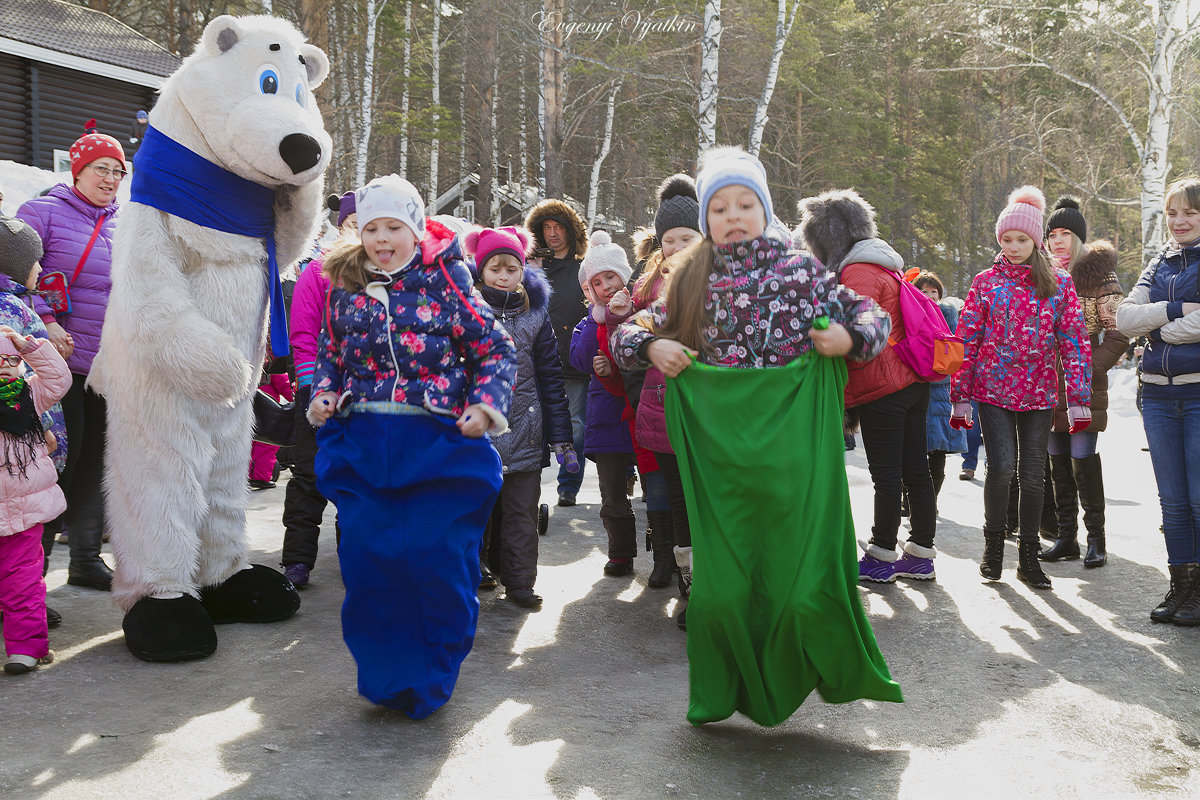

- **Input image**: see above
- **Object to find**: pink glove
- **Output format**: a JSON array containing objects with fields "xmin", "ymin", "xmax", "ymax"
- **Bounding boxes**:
[
  {"xmin": 950, "ymin": 401, "xmax": 974, "ymax": 430},
  {"xmin": 1067, "ymin": 405, "xmax": 1092, "ymax": 434}
]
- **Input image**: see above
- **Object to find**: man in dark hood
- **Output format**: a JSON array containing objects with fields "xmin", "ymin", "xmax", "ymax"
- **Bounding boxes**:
[{"xmin": 525, "ymin": 199, "xmax": 590, "ymax": 506}]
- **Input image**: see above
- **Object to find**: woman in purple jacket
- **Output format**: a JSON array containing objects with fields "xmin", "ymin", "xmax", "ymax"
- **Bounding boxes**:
[{"xmin": 16, "ymin": 133, "xmax": 125, "ymax": 591}]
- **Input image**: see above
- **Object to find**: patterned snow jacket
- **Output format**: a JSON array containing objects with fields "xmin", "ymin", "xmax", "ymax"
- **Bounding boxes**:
[
  {"xmin": 610, "ymin": 235, "xmax": 890, "ymax": 370},
  {"xmin": 312, "ymin": 220, "xmax": 517, "ymax": 432},
  {"xmin": 951, "ymin": 255, "xmax": 1091, "ymax": 411},
  {"xmin": 477, "ymin": 267, "xmax": 571, "ymax": 472}
]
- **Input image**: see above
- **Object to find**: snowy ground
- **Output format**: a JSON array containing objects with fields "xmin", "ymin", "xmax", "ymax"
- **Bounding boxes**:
[{"xmin": 0, "ymin": 159, "xmax": 132, "ymax": 216}]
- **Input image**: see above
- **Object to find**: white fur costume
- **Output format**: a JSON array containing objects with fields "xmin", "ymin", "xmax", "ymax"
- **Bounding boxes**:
[{"xmin": 92, "ymin": 15, "xmax": 331, "ymax": 615}]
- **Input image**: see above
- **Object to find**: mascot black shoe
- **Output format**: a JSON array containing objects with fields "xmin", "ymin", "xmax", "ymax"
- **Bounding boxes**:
[
  {"xmin": 123, "ymin": 595, "xmax": 218, "ymax": 662},
  {"xmin": 201, "ymin": 564, "xmax": 301, "ymax": 624}
]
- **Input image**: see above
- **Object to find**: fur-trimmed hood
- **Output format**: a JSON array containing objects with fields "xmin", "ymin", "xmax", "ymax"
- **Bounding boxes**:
[
  {"xmin": 1071, "ymin": 239, "xmax": 1119, "ymax": 293},
  {"xmin": 525, "ymin": 199, "xmax": 588, "ymax": 259},
  {"xmin": 796, "ymin": 189, "xmax": 878, "ymax": 269}
]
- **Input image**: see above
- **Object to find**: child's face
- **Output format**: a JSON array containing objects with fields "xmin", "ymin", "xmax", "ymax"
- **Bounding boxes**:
[
  {"xmin": 1046, "ymin": 228, "xmax": 1074, "ymax": 259},
  {"xmin": 24, "ymin": 260, "xmax": 41, "ymax": 291},
  {"xmin": 588, "ymin": 270, "xmax": 625, "ymax": 304},
  {"xmin": 661, "ymin": 226, "xmax": 701, "ymax": 258},
  {"xmin": 339, "ymin": 213, "xmax": 359, "ymax": 242},
  {"xmin": 919, "ymin": 284, "xmax": 941, "ymax": 302},
  {"xmin": 481, "ymin": 254, "xmax": 523, "ymax": 292},
  {"xmin": 360, "ymin": 217, "xmax": 418, "ymax": 270},
  {"xmin": 0, "ymin": 354, "xmax": 23, "ymax": 382},
  {"xmin": 999, "ymin": 231, "xmax": 1035, "ymax": 264},
  {"xmin": 1166, "ymin": 194, "xmax": 1200, "ymax": 244},
  {"xmin": 706, "ymin": 185, "xmax": 766, "ymax": 245}
]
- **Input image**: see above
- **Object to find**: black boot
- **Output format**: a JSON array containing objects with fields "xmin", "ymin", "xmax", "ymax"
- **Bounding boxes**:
[
  {"xmin": 66, "ymin": 523, "xmax": 113, "ymax": 591},
  {"xmin": 980, "ymin": 527, "xmax": 1005, "ymax": 580},
  {"xmin": 646, "ymin": 510, "xmax": 676, "ymax": 589},
  {"xmin": 1040, "ymin": 454, "xmax": 1080, "ymax": 561},
  {"xmin": 1152, "ymin": 563, "xmax": 1197, "ymax": 623},
  {"xmin": 1171, "ymin": 565, "xmax": 1200, "ymax": 626},
  {"xmin": 1074, "ymin": 454, "xmax": 1107, "ymax": 568},
  {"xmin": 1039, "ymin": 454, "xmax": 1059, "ymax": 541},
  {"xmin": 1017, "ymin": 539, "xmax": 1052, "ymax": 589}
]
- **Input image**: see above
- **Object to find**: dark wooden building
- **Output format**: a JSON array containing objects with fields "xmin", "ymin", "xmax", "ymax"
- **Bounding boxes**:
[{"xmin": 0, "ymin": 0, "xmax": 179, "ymax": 170}]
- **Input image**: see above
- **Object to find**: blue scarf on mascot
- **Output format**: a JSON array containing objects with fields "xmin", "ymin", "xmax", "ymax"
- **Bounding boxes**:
[{"xmin": 130, "ymin": 125, "xmax": 290, "ymax": 358}]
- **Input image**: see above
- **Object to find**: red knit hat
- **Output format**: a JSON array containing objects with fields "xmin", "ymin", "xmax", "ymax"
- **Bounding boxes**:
[{"xmin": 69, "ymin": 133, "xmax": 127, "ymax": 180}]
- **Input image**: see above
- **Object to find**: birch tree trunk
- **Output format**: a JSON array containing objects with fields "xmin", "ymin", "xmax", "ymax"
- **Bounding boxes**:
[
  {"xmin": 429, "ymin": 0, "xmax": 442, "ymax": 202},
  {"xmin": 354, "ymin": 0, "xmax": 380, "ymax": 186},
  {"xmin": 587, "ymin": 82, "xmax": 620, "ymax": 223},
  {"xmin": 541, "ymin": 0, "xmax": 565, "ymax": 198},
  {"xmin": 748, "ymin": 0, "xmax": 800, "ymax": 157},
  {"xmin": 697, "ymin": 0, "xmax": 722, "ymax": 156},
  {"xmin": 490, "ymin": 54, "xmax": 501, "ymax": 225},
  {"xmin": 398, "ymin": 0, "xmax": 411, "ymax": 175}
]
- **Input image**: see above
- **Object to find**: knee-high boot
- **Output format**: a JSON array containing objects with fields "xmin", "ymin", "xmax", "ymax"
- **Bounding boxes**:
[
  {"xmin": 1040, "ymin": 454, "xmax": 1080, "ymax": 561},
  {"xmin": 67, "ymin": 525, "xmax": 112, "ymax": 591},
  {"xmin": 1074, "ymin": 453, "xmax": 1107, "ymax": 568},
  {"xmin": 1039, "ymin": 454, "xmax": 1059, "ymax": 540},
  {"xmin": 646, "ymin": 510, "xmax": 676, "ymax": 588}
]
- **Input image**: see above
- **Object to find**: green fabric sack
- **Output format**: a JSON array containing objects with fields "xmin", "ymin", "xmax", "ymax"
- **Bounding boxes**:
[{"xmin": 666, "ymin": 353, "xmax": 903, "ymax": 726}]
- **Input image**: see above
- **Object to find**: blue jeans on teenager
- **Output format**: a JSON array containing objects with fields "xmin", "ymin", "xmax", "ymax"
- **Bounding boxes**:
[
  {"xmin": 1141, "ymin": 389, "xmax": 1200, "ymax": 565},
  {"xmin": 558, "ymin": 377, "xmax": 589, "ymax": 498},
  {"xmin": 977, "ymin": 403, "xmax": 1053, "ymax": 543}
]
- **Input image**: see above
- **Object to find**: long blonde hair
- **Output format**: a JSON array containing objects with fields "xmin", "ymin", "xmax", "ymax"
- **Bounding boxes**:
[
  {"xmin": 322, "ymin": 238, "xmax": 375, "ymax": 293},
  {"xmin": 648, "ymin": 238, "xmax": 717, "ymax": 357},
  {"xmin": 1023, "ymin": 246, "xmax": 1059, "ymax": 300},
  {"xmin": 631, "ymin": 226, "xmax": 667, "ymax": 308}
]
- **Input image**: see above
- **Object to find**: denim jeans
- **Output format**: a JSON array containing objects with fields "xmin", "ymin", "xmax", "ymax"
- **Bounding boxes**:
[
  {"xmin": 962, "ymin": 400, "xmax": 982, "ymax": 471},
  {"xmin": 977, "ymin": 403, "xmax": 1053, "ymax": 542},
  {"xmin": 856, "ymin": 382, "xmax": 936, "ymax": 551},
  {"xmin": 1047, "ymin": 430, "xmax": 1099, "ymax": 458},
  {"xmin": 1141, "ymin": 391, "xmax": 1200, "ymax": 565},
  {"xmin": 558, "ymin": 377, "xmax": 589, "ymax": 496}
]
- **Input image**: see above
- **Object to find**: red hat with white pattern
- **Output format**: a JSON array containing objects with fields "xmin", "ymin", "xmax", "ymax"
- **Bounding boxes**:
[{"xmin": 68, "ymin": 133, "xmax": 127, "ymax": 180}]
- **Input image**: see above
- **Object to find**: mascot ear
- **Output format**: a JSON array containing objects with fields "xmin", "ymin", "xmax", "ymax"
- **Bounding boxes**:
[
  {"xmin": 203, "ymin": 14, "xmax": 242, "ymax": 56},
  {"xmin": 299, "ymin": 44, "xmax": 330, "ymax": 89}
]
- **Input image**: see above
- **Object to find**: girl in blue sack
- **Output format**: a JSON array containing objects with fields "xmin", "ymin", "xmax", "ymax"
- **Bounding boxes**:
[{"xmin": 308, "ymin": 175, "xmax": 517, "ymax": 718}]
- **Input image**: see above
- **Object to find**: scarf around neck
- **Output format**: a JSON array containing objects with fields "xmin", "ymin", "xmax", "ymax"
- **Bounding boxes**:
[
  {"xmin": 131, "ymin": 125, "xmax": 289, "ymax": 358},
  {"xmin": 0, "ymin": 377, "xmax": 44, "ymax": 479}
]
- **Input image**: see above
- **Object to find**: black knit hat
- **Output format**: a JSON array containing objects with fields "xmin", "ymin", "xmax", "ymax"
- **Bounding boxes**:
[
  {"xmin": 653, "ymin": 174, "xmax": 701, "ymax": 240},
  {"xmin": 0, "ymin": 215, "xmax": 43, "ymax": 284},
  {"xmin": 1046, "ymin": 196, "xmax": 1087, "ymax": 243}
]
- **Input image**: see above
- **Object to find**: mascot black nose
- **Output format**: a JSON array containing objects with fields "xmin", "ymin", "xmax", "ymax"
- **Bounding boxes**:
[{"xmin": 279, "ymin": 134, "xmax": 322, "ymax": 174}]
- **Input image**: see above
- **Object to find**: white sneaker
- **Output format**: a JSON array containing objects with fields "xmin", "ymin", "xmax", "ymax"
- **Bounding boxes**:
[{"xmin": 5, "ymin": 651, "xmax": 54, "ymax": 675}]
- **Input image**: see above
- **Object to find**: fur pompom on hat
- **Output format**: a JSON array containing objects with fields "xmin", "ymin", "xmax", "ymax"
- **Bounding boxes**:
[
  {"xmin": 465, "ymin": 226, "xmax": 531, "ymax": 274},
  {"xmin": 796, "ymin": 188, "xmax": 879, "ymax": 270},
  {"xmin": 327, "ymin": 191, "xmax": 357, "ymax": 228},
  {"xmin": 995, "ymin": 185, "xmax": 1047, "ymax": 247},
  {"xmin": 0, "ymin": 215, "xmax": 43, "ymax": 285},
  {"xmin": 577, "ymin": 230, "xmax": 631, "ymax": 288},
  {"xmin": 654, "ymin": 174, "xmax": 701, "ymax": 240},
  {"xmin": 696, "ymin": 146, "xmax": 773, "ymax": 238},
  {"xmin": 69, "ymin": 133, "xmax": 126, "ymax": 180},
  {"xmin": 1046, "ymin": 195, "xmax": 1087, "ymax": 244},
  {"xmin": 356, "ymin": 174, "xmax": 425, "ymax": 239}
]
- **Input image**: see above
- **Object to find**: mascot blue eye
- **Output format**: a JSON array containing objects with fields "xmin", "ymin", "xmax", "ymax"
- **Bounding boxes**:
[
  {"xmin": 295, "ymin": 83, "xmax": 306, "ymax": 107},
  {"xmin": 259, "ymin": 68, "xmax": 279, "ymax": 95}
]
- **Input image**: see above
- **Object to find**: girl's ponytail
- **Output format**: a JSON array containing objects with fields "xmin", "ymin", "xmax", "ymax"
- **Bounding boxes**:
[
  {"xmin": 655, "ymin": 238, "xmax": 716, "ymax": 358},
  {"xmin": 1027, "ymin": 246, "xmax": 1058, "ymax": 300},
  {"xmin": 322, "ymin": 239, "xmax": 373, "ymax": 293}
]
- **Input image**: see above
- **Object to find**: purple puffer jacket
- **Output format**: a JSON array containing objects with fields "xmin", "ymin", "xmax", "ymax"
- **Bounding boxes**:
[
  {"xmin": 16, "ymin": 184, "xmax": 118, "ymax": 376},
  {"xmin": 569, "ymin": 312, "xmax": 633, "ymax": 456}
]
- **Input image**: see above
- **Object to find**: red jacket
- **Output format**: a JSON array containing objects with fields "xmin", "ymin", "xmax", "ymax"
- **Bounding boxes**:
[{"xmin": 837, "ymin": 240, "xmax": 920, "ymax": 408}]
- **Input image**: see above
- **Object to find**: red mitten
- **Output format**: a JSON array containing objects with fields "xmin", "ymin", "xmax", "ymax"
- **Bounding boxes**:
[
  {"xmin": 950, "ymin": 401, "xmax": 974, "ymax": 430},
  {"xmin": 1068, "ymin": 405, "xmax": 1092, "ymax": 434}
]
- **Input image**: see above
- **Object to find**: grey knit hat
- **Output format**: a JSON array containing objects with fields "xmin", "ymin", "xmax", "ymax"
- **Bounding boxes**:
[
  {"xmin": 653, "ymin": 174, "xmax": 701, "ymax": 240},
  {"xmin": 0, "ymin": 215, "xmax": 43, "ymax": 284}
]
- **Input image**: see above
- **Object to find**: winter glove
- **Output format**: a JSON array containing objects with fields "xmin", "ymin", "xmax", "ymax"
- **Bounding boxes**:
[
  {"xmin": 553, "ymin": 442, "xmax": 580, "ymax": 473},
  {"xmin": 950, "ymin": 401, "xmax": 974, "ymax": 430},
  {"xmin": 1067, "ymin": 405, "xmax": 1092, "ymax": 434}
]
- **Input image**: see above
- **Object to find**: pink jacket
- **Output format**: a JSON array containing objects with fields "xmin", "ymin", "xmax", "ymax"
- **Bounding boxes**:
[
  {"xmin": 0, "ymin": 339, "xmax": 71, "ymax": 536},
  {"xmin": 290, "ymin": 258, "xmax": 331, "ymax": 389},
  {"xmin": 951, "ymin": 256, "xmax": 1091, "ymax": 411}
]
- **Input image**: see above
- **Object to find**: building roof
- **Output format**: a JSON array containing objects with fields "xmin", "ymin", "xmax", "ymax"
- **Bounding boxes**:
[{"xmin": 0, "ymin": 0, "xmax": 180, "ymax": 79}]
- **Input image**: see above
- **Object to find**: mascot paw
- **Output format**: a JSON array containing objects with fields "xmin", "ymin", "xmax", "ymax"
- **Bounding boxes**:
[
  {"xmin": 200, "ymin": 564, "xmax": 301, "ymax": 624},
  {"xmin": 123, "ymin": 595, "xmax": 218, "ymax": 662}
]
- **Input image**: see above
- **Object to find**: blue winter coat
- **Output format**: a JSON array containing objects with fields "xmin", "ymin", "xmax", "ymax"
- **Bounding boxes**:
[
  {"xmin": 569, "ymin": 312, "xmax": 633, "ymax": 456},
  {"xmin": 926, "ymin": 300, "xmax": 966, "ymax": 454},
  {"xmin": 478, "ymin": 268, "xmax": 572, "ymax": 472},
  {"xmin": 1138, "ymin": 243, "xmax": 1200, "ymax": 380}
]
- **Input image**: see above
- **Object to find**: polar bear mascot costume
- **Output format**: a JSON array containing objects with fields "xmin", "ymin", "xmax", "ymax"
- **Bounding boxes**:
[{"xmin": 92, "ymin": 15, "xmax": 331, "ymax": 662}]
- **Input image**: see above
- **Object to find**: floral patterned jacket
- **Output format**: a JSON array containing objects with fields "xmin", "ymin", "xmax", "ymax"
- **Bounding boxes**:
[
  {"xmin": 610, "ymin": 235, "xmax": 890, "ymax": 370},
  {"xmin": 312, "ymin": 220, "xmax": 517, "ymax": 432},
  {"xmin": 951, "ymin": 255, "xmax": 1091, "ymax": 411}
]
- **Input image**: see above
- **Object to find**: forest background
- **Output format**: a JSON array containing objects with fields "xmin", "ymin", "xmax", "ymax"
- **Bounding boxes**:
[{"xmin": 84, "ymin": 0, "xmax": 1200, "ymax": 293}]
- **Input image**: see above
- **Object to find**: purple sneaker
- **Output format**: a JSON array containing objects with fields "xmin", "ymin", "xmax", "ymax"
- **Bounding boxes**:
[
  {"xmin": 893, "ymin": 553, "xmax": 936, "ymax": 581},
  {"xmin": 283, "ymin": 563, "xmax": 310, "ymax": 589},
  {"xmin": 858, "ymin": 555, "xmax": 897, "ymax": 583}
]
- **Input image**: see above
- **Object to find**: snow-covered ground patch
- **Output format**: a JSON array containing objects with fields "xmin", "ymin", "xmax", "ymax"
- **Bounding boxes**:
[{"xmin": 0, "ymin": 159, "xmax": 132, "ymax": 216}]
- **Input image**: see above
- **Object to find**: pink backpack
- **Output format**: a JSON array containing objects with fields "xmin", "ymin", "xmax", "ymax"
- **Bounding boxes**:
[{"xmin": 862, "ymin": 264, "xmax": 964, "ymax": 381}]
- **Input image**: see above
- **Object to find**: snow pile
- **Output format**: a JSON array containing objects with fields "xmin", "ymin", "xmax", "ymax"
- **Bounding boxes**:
[
  {"xmin": 1107, "ymin": 363, "xmax": 1141, "ymax": 419},
  {"xmin": 0, "ymin": 159, "xmax": 131, "ymax": 216}
]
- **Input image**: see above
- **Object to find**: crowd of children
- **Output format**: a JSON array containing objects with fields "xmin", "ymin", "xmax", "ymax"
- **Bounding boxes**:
[{"xmin": 6, "ymin": 135, "xmax": 1200, "ymax": 729}]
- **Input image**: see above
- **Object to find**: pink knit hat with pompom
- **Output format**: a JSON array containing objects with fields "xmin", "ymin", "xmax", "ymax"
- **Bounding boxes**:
[
  {"xmin": 995, "ymin": 186, "xmax": 1047, "ymax": 247},
  {"xmin": 464, "ymin": 226, "xmax": 532, "ymax": 274}
]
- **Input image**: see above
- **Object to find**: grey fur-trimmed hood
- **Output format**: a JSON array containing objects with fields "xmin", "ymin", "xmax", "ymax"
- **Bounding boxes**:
[{"xmin": 795, "ymin": 189, "xmax": 878, "ymax": 269}]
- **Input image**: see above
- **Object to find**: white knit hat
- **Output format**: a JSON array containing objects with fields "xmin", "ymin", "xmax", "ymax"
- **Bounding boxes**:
[
  {"xmin": 577, "ymin": 230, "xmax": 631, "ymax": 287},
  {"xmin": 695, "ymin": 146, "xmax": 774, "ymax": 238},
  {"xmin": 356, "ymin": 174, "xmax": 426, "ymax": 239}
]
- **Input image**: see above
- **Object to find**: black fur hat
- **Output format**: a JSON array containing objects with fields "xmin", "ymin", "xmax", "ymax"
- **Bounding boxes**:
[
  {"xmin": 653, "ymin": 174, "xmax": 701, "ymax": 240},
  {"xmin": 796, "ymin": 189, "xmax": 878, "ymax": 269},
  {"xmin": 1046, "ymin": 196, "xmax": 1087, "ymax": 244}
]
